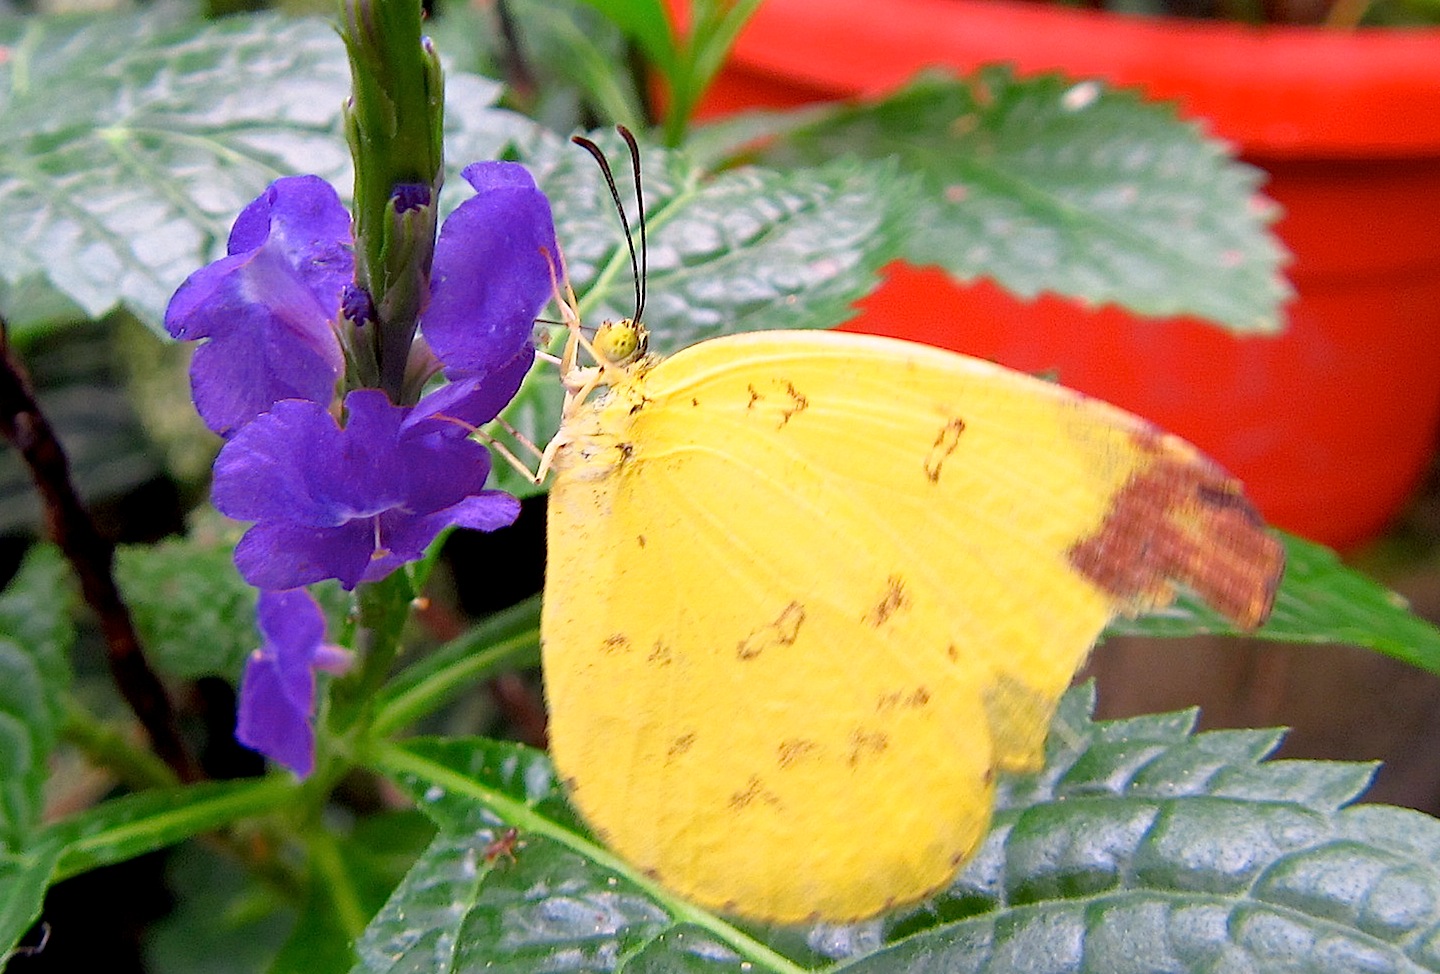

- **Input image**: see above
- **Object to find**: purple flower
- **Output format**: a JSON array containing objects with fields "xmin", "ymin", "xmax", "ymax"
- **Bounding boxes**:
[
  {"xmin": 166, "ymin": 161, "xmax": 556, "ymax": 437},
  {"xmin": 166, "ymin": 161, "xmax": 557, "ymax": 588},
  {"xmin": 236, "ymin": 590, "xmax": 352, "ymax": 777},
  {"xmin": 212, "ymin": 388, "xmax": 521, "ymax": 590}
]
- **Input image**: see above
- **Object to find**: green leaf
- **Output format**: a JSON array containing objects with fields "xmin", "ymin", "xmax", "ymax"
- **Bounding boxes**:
[
  {"xmin": 430, "ymin": 0, "xmax": 645, "ymax": 131},
  {"xmin": 48, "ymin": 777, "xmax": 295, "ymax": 882},
  {"xmin": 0, "ymin": 11, "xmax": 351, "ymax": 334},
  {"xmin": 0, "ymin": 9, "xmax": 517, "ymax": 337},
  {"xmin": 489, "ymin": 130, "xmax": 907, "ymax": 498},
  {"xmin": 115, "ymin": 529, "xmax": 353, "ymax": 681},
  {"xmin": 763, "ymin": 68, "xmax": 1290, "ymax": 334},
  {"xmin": 365, "ymin": 688, "xmax": 1440, "ymax": 972},
  {"xmin": 0, "ymin": 546, "xmax": 73, "ymax": 850},
  {"xmin": 571, "ymin": 0, "xmax": 678, "ymax": 77},
  {"xmin": 115, "ymin": 533, "xmax": 257, "ymax": 681},
  {"xmin": 1108, "ymin": 532, "xmax": 1440, "ymax": 676},
  {"xmin": 0, "ymin": 838, "xmax": 64, "ymax": 962}
]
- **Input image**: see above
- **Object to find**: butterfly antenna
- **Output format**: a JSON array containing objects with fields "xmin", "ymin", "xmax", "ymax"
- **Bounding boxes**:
[
  {"xmin": 616, "ymin": 124, "xmax": 647, "ymax": 323},
  {"xmin": 571, "ymin": 132, "xmax": 644, "ymax": 325}
]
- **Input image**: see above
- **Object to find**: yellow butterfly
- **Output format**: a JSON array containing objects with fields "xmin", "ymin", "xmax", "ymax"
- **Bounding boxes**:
[{"xmin": 535, "ymin": 133, "xmax": 1284, "ymax": 925}]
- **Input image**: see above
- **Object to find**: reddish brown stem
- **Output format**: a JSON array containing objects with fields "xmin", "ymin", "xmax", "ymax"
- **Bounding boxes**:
[{"xmin": 0, "ymin": 322, "xmax": 198, "ymax": 783}]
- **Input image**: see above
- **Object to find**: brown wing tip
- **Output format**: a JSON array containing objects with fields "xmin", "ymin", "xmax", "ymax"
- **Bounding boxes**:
[{"xmin": 1067, "ymin": 436, "xmax": 1285, "ymax": 630}]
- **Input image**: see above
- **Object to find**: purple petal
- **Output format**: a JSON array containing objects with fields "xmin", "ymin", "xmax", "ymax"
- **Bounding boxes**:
[
  {"xmin": 256, "ymin": 588, "xmax": 325, "ymax": 649},
  {"xmin": 234, "ymin": 519, "xmax": 378, "ymax": 590},
  {"xmin": 234, "ymin": 590, "xmax": 346, "ymax": 778},
  {"xmin": 393, "ymin": 431, "xmax": 494, "ymax": 514},
  {"xmin": 211, "ymin": 399, "xmax": 352, "ymax": 525},
  {"xmin": 212, "ymin": 392, "xmax": 412, "ymax": 528},
  {"xmin": 445, "ymin": 491, "xmax": 523, "ymax": 532},
  {"xmin": 217, "ymin": 389, "xmax": 523, "ymax": 590},
  {"xmin": 236, "ymin": 650, "xmax": 316, "ymax": 776},
  {"xmin": 422, "ymin": 162, "xmax": 556, "ymax": 378},
  {"xmin": 227, "ymin": 176, "xmax": 353, "ymax": 268},
  {"xmin": 165, "ymin": 177, "xmax": 352, "ymax": 436}
]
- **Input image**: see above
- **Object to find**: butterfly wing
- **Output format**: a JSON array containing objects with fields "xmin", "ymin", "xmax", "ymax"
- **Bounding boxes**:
[{"xmin": 541, "ymin": 330, "xmax": 1281, "ymax": 924}]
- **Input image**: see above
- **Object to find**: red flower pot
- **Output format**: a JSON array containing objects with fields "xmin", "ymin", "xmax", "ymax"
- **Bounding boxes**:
[{"xmin": 694, "ymin": 0, "xmax": 1440, "ymax": 550}]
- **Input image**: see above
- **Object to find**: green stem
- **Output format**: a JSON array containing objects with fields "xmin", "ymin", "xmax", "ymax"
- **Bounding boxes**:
[
  {"xmin": 61, "ymin": 696, "xmax": 179, "ymax": 791},
  {"xmin": 371, "ymin": 610, "xmax": 542, "ymax": 736},
  {"xmin": 331, "ymin": 569, "xmax": 417, "ymax": 737},
  {"xmin": 310, "ymin": 828, "xmax": 370, "ymax": 939}
]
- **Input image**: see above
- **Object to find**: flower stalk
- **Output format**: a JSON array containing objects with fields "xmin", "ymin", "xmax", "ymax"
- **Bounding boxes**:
[{"xmin": 341, "ymin": 0, "xmax": 445, "ymax": 401}]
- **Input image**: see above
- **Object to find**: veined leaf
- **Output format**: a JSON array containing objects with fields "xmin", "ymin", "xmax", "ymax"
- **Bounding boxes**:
[
  {"xmin": 761, "ymin": 68, "xmax": 1290, "ymax": 334},
  {"xmin": 0, "ymin": 8, "xmax": 516, "ymax": 337},
  {"xmin": 0, "ymin": 546, "xmax": 73, "ymax": 850},
  {"xmin": 364, "ymin": 687, "xmax": 1440, "ymax": 973}
]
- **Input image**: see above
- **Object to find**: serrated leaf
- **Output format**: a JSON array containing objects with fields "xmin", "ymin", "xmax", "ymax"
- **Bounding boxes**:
[
  {"xmin": 367, "ymin": 687, "xmax": 1440, "ymax": 973},
  {"xmin": 0, "ymin": 11, "xmax": 351, "ymax": 334},
  {"xmin": 115, "ymin": 533, "xmax": 257, "ymax": 681},
  {"xmin": 115, "ymin": 529, "xmax": 352, "ymax": 681},
  {"xmin": 764, "ymin": 68, "xmax": 1289, "ymax": 334},
  {"xmin": 1108, "ymin": 532, "xmax": 1440, "ymax": 677},
  {"xmin": 488, "ymin": 131, "xmax": 906, "ymax": 498},
  {"xmin": 0, "ymin": 546, "xmax": 73, "ymax": 849},
  {"xmin": 0, "ymin": 8, "xmax": 519, "ymax": 337},
  {"xmin": 0, "ymin": 838, "xmax": 64, "ymax": 961}
]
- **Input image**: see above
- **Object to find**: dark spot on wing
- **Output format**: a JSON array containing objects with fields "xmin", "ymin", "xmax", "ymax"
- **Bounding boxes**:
[
  {"xmin": 637, "ymin": 534, "xmax": 646, "ymax": 548},
  {"xmin": 946, "ymin": 644, "xmax": 960, "ymax": 663},
  {"xmin": 1066, "ymin": 440, "xmax": 1284, "ymax": 629},
  {"xmin": 648, "ymin": 640, "xmax": 673, "ymax": 665},
  {"xmin": 729, "ymin": 775, "xmax": 782, "ymax": 811},
  {"xmin": 847, "ymin": 729, "xmax": 891, "ymax": 767},
  {"xmin": 745, "ymin": 379, "xmax": 809, "ymax": 429},
  {"xmin": 877, "ymin": 686, "xmax": 931, "ymax": 711},
  {"xmin": 777, "ymin": 738, "xmax": 819, "ymax": 768},
  {"xmin": 864, "ymin": 575, "xmax": 908, "ymax": 627},
  {"xmin": 601, "ymin": 633, "xmax": 631, "ymax": 654},
  {"xmin": 667, "ymin": 732, "xmax": 697, "ymax": 759},
  {"xmin": 924, "ymin": 417, "xmax": 966, "ymax": 483},
  {"xmin": 737, "ymin": 601, "xmax": 806, "ymax": 660}
]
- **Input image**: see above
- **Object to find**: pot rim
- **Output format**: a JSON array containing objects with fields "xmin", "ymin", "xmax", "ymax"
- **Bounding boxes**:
[{"xmin": 719, "ymin": 0, "xmax": 1440, "ymax": 156}]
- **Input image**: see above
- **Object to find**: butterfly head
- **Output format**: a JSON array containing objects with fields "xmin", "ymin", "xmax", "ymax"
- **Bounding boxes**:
[{"xmin": 593, "ymin": 318, "xmax": 648, "ymax": 368}]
